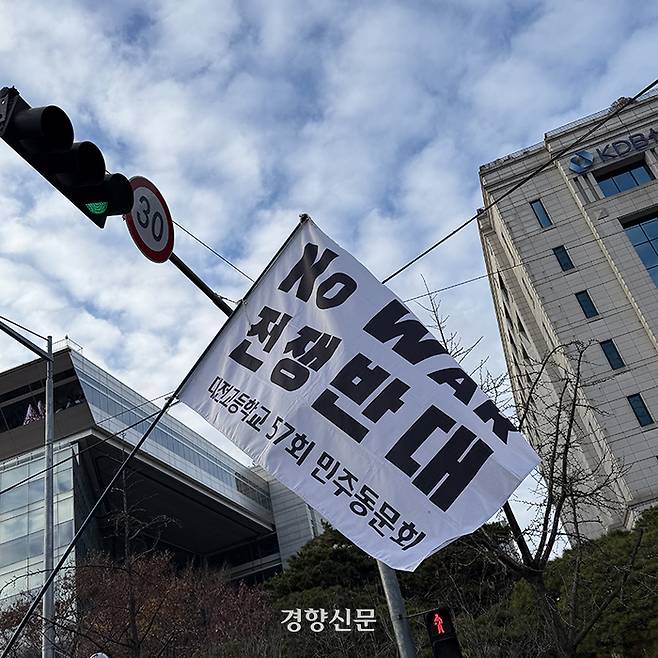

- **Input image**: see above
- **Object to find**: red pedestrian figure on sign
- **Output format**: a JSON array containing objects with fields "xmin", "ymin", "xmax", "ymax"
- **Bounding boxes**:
[{"xmin": 433, "ymin": 613, "xmax": 444, "ymax": 635}]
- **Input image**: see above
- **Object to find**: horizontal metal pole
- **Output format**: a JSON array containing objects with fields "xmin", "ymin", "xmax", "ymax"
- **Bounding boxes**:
[
  {"xmin": 169, "ymin": 252, "xmax": 233, "ymax": 317},
  {"xmin": 0, "ymin": 319, "xmax": 50, "ymax": 360}
]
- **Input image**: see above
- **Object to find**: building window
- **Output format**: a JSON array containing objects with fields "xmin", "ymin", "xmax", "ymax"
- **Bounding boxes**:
[
  {"xmin": 498, "ymin": 274, "xmax": 509, "ymax": 301},
  {"xmin": 595, "ymin": 161, "xmax": 654, "ymax": 197},
  {"xmin": 627, "ymin": 393, "xmax": 654, "ymax": 427},
  {"xmin": 530, "ymin": 200, "xmax": 552, "ymax": 228},
  {"xmin": 553, "ymin": 245, "xmax": 575, "ymax": 271},
  {"xmin": 543, "ymin": 322, "xmax": 555, "ymax": 347},
  {"xmin": 504, "ymin": 305, "xmax": 513, "ymax": 327},
  {"xmin": 516, "ymin": 313, "xmax": 527, "ymax": 336},
  {"xmin": 623, "ymin": 213, "xmax": 658, "ymax": 288},
  {"xmin": 575, "ymin": 290, "xmax": 599, "ymax": 318},
  {"xmin": 600, "ymin": 339, "xmax": 625, "ymax": 370},
  {"xmin": 522, "ymin": 279, "xmax": 535, "ymax": 307}
]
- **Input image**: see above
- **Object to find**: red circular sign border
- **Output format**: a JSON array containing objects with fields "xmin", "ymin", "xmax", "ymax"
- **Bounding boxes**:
[{"xmin": 124, "ymin": 176, "xmax": 175, "ymax": 264}]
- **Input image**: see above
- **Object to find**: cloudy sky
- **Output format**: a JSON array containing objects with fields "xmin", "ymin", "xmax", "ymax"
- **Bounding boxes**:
[{"xmin": 1, "ymin": 0, "xmax": 657, "ymax": 481}]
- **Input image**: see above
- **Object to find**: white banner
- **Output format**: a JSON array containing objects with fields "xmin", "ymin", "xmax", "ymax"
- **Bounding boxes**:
[{"xmin": 180, "ymin": 218, "xmax": 539, "ymax": 570}]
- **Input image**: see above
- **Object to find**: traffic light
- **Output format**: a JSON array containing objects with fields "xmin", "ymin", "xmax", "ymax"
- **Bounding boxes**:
[
  {"xmin": 0, "ymin": 86, "xmax": 133, "ymax": 228},
  {"xmin": 424, "ymin": 606, "xmax": 463, "ymax": 658}
]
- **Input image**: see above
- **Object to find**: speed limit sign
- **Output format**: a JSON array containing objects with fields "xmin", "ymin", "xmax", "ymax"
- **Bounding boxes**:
[{"xmin": 124, "ymin": 176, "xmax": 175, "ymax": 263}]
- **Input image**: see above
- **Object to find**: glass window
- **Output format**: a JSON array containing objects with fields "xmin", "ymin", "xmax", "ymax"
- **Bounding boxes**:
[
  {"xmin": 627, "ymin": 393, "xmax": 654, "ymax": 427},
  {"xmin": 56, "ymin": 496, "xmax": 74, "ymax": 524},
  {"xmin": 614, "ymin": 171, "xmax": 637, "ymax": 193},
  {"xmin": 29, "ymin": 507, "xmax": 45, "ymax": 534},
  {"xmin": 553, "ymin": 245, "xmax": 575, "ymax": 271},
  {"xmin": 55, "ymin": 520, "xmax": 73, "ymax": 548},
  {"xmin": 55, "ymin": 469, "xmax": 73, "ymax": 495},
  {"xmin": 635, "ymin": 242, "xmax": 658, "ymax": 268},
  {"xmin": 0, "ymin": 536, "xmax": 28, "ymax": 568},
  {"xmin": 596, "ymin": 162, "xmax": 654, "ymax": 197},
  {"xmin": 28, "ymin": 459, "xmax": 44, "ymax": 476},
  {"xmin": 0, "ymin": 464, "xmax": 29, "ymax": 496},
  {"xmin": 631, "ymin": 164, "xmax": 653, "ymax": 185},
  {"xmin": 598, "ymin": 177, "xmax": 618, "ymax": 197},
  {"xmin": 0, "ymin": 482, "xmax": 29, "ymax": 514},
  {"xmin": 530, "ymin": 200, "xmax": 552, "ymax": 228},
  {"xmin": 600, "ymin": 340, "xmax": 625, "ymax": 370},
  {"xmin": 575, "ymin": 290, "xmax": 599, "ymax": 318},
  {"xmin": 0, "ymin": 513, "xmax": 28, "ymax": 544},
  {"xmin": 643, "ymin": 217, "xmax": 658, "ymax": 240},
  {"xmin": 623, "ymin": 214, "xmax": 658, "ymax": 289},
  {"xmin": 625, "ymin": 225, "xmax": 647, "ymax": 245},
  {"xmin": 28, "ymin": 530, "xmax": 43, "ymax": 558},
  {"xmin": 28, "ymin": 478, "xmax": 43, "ymax": 505}
]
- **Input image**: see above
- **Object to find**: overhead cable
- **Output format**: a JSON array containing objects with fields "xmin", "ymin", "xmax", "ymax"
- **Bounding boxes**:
[{"xmin": 383, "ymin": 76, "xmax": 658, "ymax": 284}]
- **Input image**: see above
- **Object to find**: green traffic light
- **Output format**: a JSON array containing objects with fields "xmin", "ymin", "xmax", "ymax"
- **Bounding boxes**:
[{"xmin": 85, "ymin": 201, "xmax": 108, "ymax": 215}]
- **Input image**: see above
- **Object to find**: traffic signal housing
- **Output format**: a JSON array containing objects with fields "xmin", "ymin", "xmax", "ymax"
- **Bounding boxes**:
[
  {"xmin": 0, "ymin": 86, "xmax": 133, "ymax": 228},
  {"xmin": 424, "ymin": 606, "xmax": 463, "ymax": 658}
]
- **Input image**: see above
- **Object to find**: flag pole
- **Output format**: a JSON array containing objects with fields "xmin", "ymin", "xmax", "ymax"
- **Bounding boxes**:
[
  {"xmin": 166, "ymin": 216, "xmax": 418, "ymax": 657},
  {"xmin": 166, "ymin": 219, "xmax": 419, "ymax": 658}
]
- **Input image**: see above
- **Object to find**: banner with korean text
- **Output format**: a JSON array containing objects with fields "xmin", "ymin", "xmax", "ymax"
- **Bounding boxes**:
[{"xmin": 179, "ymin": 218, "xmax": 539, "ymax": 570}]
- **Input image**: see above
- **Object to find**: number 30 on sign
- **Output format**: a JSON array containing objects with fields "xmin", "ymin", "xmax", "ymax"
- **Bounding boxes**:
[{"xmin": 124, "ymin": 176, "xmax": 175, "ymax": 263}]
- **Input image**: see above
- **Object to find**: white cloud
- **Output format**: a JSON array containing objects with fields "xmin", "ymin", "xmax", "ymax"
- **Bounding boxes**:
[{"xmin": 1, "ymin": 0, "xmax": 657, "ymax": 530}]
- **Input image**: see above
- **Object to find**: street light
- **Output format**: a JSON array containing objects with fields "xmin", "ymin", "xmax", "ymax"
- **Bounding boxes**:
[{"xmin": 0, "ymin": 320, "xmax": 55, "ymax": 658}]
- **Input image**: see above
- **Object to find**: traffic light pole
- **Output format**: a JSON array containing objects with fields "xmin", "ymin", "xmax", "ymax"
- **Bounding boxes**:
[
  {"xmin": 378, "ymin": 561, "xmax": 417, "ymax": 657},
  {"xmin": 169, "ymin": 252, "xmax": 233, "ymax": 315},
  {"xmin": 0, "ymin": 322, "xmax": 55, "ymax": 658},
  {"xmin": 43, "ymin": 337, "xmax": 55, "ymax": 658}
]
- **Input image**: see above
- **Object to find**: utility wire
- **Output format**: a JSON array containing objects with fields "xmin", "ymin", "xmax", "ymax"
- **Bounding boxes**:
[
  {"xmin": 7, "ymin": 82, "xmax": 658, "ymax": 656},
  {"xmin": 173, "ymin": 219, "xmax": 255, "ymax": 283},
  {"xmin": 383, "ymin": 76, "xmax": 658, "ymax": 284},
  {"xmin": 403, "ymin": 207, "xmax": 643, "ymax": 302},
  {"xmin": 0, "ymin": 313, "xmax": 48, "ymax": 341},
  {"xmin": 0, "ymin": 391, "xmax": 174, "ymax": 498},
  {"xmin": 410, "ymin": 255, "xmax": 646, "ymax": 349}
]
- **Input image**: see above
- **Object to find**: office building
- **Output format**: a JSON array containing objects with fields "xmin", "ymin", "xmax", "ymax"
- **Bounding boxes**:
[
  {"xmin": 0, "ymin": 344, "xmax": 322, "ymax": 603},
  {"xmin": 478, "ymin": 93, "xmax": 658, "ymax": 534}
]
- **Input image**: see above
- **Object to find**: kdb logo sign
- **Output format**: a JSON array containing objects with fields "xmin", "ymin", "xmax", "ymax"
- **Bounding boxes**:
[
  {"xmin": 568, "ymin": 127, "xmax": 658, "ymax": 174},
  {"xmin": 569, "ymin": 150, "xmax": 594, "ymax": 173}
]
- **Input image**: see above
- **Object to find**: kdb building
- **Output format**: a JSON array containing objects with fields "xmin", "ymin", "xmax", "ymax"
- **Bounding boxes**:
[
  {"xmin": 0, "ymin": 344, "xmax": 322, "ymax": 604},
  {"xmin": 478, "ymin": 92, "xmax": 658, "ymax": 536}
]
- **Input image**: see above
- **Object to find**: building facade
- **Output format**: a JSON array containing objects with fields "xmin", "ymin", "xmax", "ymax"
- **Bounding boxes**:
[
  {"xmin": 478, "ymin": 93, "xmax": 658, "ymax": 534},
  {"xmin": 0, "ymin": 345, "xmax": 322, "ymax": 604}
]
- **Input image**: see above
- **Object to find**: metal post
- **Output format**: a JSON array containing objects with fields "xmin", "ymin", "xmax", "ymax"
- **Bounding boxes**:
[
  {"xmin": 42, "ymin": 336, "xmax": 55, "ymax": 658},
  {"xmin": 377, "ymin": 560, "xmax": 417, "ymax": 657},
  {"xmin": 169, "ymin": 252, "xmax": 234, "ymax": 315},
  {"xmin": 0, "ymin": 320, "xmax": 54, "ymax": 655}
]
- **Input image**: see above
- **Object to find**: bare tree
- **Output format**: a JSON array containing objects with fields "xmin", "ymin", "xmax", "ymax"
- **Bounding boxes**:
[
  {"xmin": 416, "ymin": 287, "xmax": 647, "ymax": 657},
  {"xmin": 0, "ymin": 456, "xmax": 279, "ymax": 658}
]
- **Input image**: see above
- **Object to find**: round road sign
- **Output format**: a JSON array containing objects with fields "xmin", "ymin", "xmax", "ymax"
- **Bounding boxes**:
[{"xmin": 124, "ymin": 176, "xmax": 174, "ymax": 263}]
